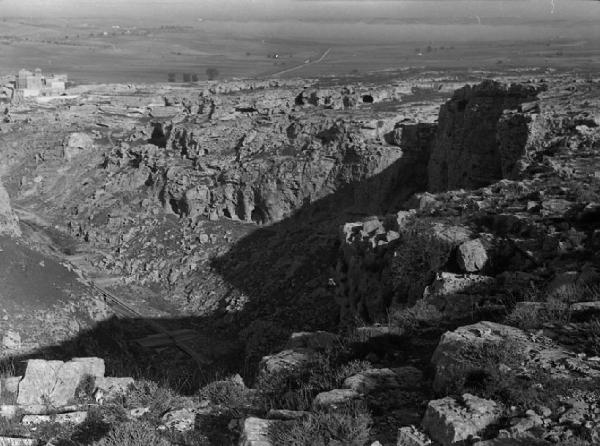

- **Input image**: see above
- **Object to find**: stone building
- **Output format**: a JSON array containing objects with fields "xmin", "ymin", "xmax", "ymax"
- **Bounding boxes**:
[{"xmin": 16, "ymin": 68, "xmax": 67, "ymax": 97}]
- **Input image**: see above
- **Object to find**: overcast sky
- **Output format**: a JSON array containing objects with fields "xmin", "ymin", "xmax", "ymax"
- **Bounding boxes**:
[
  {"xmin": 1, "ymin": 0, "xmax": 598, "ymax": 43},
  {"xmin": 1, "ymin": 0, "xmax": 598, "ymax": 21}
]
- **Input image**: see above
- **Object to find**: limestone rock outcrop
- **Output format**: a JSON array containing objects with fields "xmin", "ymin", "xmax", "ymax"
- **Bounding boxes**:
[{"xmin": 428, "ymin": 80, "xmax": 543, "ymax": 192}]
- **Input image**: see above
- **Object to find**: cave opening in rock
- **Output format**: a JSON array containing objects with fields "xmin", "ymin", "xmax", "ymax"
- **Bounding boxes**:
[
  {"xmin": 362, "ymin": 95, "xmax": 374, "ymax": 104},
  {"xmin": 169, "ymin": 198, "xmax": 182, "ymax": 215},
  {"xmin": 251, "ymin": 207, "xmax": 266, "ymax": 224},
  {"xmin": 149, "ymin": 123, "xmax": 168, "ymax": 148},
  {"xmin": 294, "ymin": 93, "xmax": 305, "ymax": 106},
  {"xmin": 235, "ymin": 106, "xmax": 258, "ymax": 113}
]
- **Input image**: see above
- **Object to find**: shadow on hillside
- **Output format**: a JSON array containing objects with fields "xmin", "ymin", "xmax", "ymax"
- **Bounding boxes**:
[{"xmin": 3, "ymin": 127, "xmax": 432, "ymax": 396}]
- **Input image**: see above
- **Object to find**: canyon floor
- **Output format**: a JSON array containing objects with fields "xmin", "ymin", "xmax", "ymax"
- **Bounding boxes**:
[{"xmin": 0, "ymin": 67, "xmax": 599, "ymax": 445}]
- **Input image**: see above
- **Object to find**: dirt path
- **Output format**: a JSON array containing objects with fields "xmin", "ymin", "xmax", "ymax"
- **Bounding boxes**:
[
  {"xmin": 14, "ymin": 206, "xmax": 212, "ymax": 368},
  {"xmin": 270, "ymin": 47, "xmax": 332, "ymax": 77}
]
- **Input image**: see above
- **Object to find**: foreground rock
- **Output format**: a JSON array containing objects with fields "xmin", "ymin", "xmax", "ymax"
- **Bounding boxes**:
[
  {"xmin": 17, "ymin": 357, "xmax": 105, "ymax": 406},
  {"xmin": 422, "ymin": 394, "xmax": 503, "ymax": 446},
  {"xmin": 239, "ymin": 417, "xmax": 281, "ymax": 446}
]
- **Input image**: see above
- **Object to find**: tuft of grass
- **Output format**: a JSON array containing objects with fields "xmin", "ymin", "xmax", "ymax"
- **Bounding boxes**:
[
  {"xmin": 241, "ymin": 319, "xmax": 291, "ymax": 375},
  {"xmin": 387, "ymin": 300, "xmax": 443, "ymax": 332},
  {"xmin": 94, "ymin": 421, "xmax": 170, "ymax": 446},
  {"xmin": 270, "ymin": 401, "xmax": 372, "ymax": 446},
  {"xmin": 503, "ymin": 283, "xmax": 600, "ymax": 329}
]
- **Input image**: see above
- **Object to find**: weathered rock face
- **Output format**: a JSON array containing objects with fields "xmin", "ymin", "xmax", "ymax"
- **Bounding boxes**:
[
  {"xmin": 430, "ymin": 321, "xmax": 600, "ymax": 393},
  {"xmin": 0, "ymin": 180, "xmax": 21, "ymax": 237},
  {"xmin": 428, "ymin": 80, "xmax": 542, "ymax": 192}
]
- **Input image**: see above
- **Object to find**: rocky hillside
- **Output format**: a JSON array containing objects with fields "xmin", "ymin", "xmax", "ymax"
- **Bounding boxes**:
[{"xmin": 0, "ymin": 72, "xmax": 599, "ymax": 445}]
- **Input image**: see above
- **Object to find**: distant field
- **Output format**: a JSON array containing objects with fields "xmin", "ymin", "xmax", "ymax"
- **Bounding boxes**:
[{"xmin": 1, "ymin": 17, "xmax": 599, "ymax": 84}]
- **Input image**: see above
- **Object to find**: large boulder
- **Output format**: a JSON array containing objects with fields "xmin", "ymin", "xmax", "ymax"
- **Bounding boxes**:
[
  {"xmin": 344, "ymin": 367, "xmax": 423, "ymax": 395},
  {"xmin": 457, "ymin": 239, "xmax": 490, "ymax": 273},
  {"xmin": 63, "ymin": 132, "xmax": 95, "ymax": 161},
  {"xmin": 256, "ymin": 349, "xmax": 314, "ymax": 384},
  {"xmin": 422, "ymin": 394, "xmax": 503, "ymax": 446},
  {"xmin": 312, "ymin": 388, "xmax": 361, "ymax": 409},
  {"xmin": 422, "ymin": 272, "xmax": 497, "ymax": 319},
  {"xmin": 17, "ymin": 357, "xmax": 105, "ymax": 406}
]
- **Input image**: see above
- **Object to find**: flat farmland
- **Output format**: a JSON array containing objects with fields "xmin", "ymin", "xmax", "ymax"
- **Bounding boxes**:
[{"xmin": 1, "ymin": 17, "xmax": 599, "ymax": 84}]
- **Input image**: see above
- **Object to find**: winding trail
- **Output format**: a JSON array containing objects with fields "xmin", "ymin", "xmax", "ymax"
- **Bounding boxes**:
[
  {"xmin": 14, "ymin": 206, "xmax": 212, "ymax": 369},
  {"xmin": 271, "ymin": 47, "xmax": 332, "ymax": 77}
]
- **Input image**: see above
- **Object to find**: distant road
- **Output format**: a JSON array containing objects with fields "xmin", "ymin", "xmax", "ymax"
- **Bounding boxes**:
[{"xmin": 271, "ymin": 47, "xmax": 332, "ymax": 77}]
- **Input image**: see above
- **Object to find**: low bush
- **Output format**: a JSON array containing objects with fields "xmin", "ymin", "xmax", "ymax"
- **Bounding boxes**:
[
  {"xmin": 271, "ymin": 401, "xmax": 372, "ymax": 446},
  {"xmin": 257, "ymin": 351, "xmax": 371, "ymax": 411},
  {"xmin": 112, "ymin": 379, "xmax": 179, "ymax": 423},
  {"xmin": 94, "ymin": 421, "xmax": 170, "ymax": 446},
  {"xmin": 198, "ymin": 375, "xmax": 249, "ymax": 408}
]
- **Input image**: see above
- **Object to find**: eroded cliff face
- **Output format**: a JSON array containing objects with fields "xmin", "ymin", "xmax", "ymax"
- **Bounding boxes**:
[
  {"xmin": 427, "ymin": 80, "xmax": 543, "ymax": 192},
  {"xmin": 335, "ymin": 78, "xmax": 600, "ymax": 324}
]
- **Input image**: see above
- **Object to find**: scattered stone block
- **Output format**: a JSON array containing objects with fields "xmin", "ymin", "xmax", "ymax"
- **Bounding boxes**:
[
  {"xmin": 129, "ymin": 407, "xmax": 150, "ymax": 419},
  {"xmin": 2, "ymin": 330, "xmax": 21, "ymax": 350},
  {"xmin": 239, "ymin": 417, "xmax": 281, "ymax": 446},
  {"xmin": 2, "ymin": 377, "xmax": 21, "ymax": 395},
  {"xmin": 397, "ymin": 425, "xmax": 432, "ymax": 446},
  {"xmin": 21, "ymin": 411, "xmax": 88, "ymax": 425},
  {"xmin": 457, "ymin": 239, "xmax": 489, "ymax": 272},
  {"xmin": 422, "ymin": 394, "xmax": 503, "ymax": 446},
  {"xmin": 0, "ymin": 405, "xmax": 18, "ymax": 420},
  {"xmin": 257, "ymin": 349, "xmax": 313, "ymax": 383},
  {"xmin": 312, "ymin": 388, "xmax": 361, "ymax": 409},
  {"xmin": 160, "ymin": 408, "xmax": 197, "ymax": 432},
  {"xmin": 17, "ymin": 358, "xmax": 105, "ymax": 406},
  {"xmin": 94, "ymin": 377, "xmax": 134, "ymax": 400},
  {"xmin": 0, "ymin": 438, "xmax": 37, "ymax": 446},
  {"xmin": 286, "ymin": 331, "xmax": 340, "ymax": 351}
]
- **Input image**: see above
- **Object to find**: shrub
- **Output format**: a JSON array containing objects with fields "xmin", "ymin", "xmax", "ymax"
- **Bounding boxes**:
[
  {"xmin": 198, "ymin": 375, "xmax": 248, "ymax": 408},
  {"xmin": 241, "ymin": 319, "xmax": 290, "ymax": 372},
  {"xmin": 94, "ymin": 421, "xmax": 170, "ymax": 446},
  {"xmin": 504, "ymin": 283, "xmax": 600, "ymax": 330},
  {"xmin": 257, "ymin": 351, "xmax": 371, "ymax": 411},
  {"xmin": 271, "ymin": 401, "xmax": 372, "ymax": 446},
  {"xmin": 115, "ymin": 380, "xmax": 178, "ymax": 423},
  {"xmin": 206, "ymin": 67, "xmax": 219, "ymax": 80},
  {"xmin": 75, "ymin": 374, "xmax": 97, "ymax": 402},
  {"xmin": 389, "ymin": 219, "xmax": 456, "ymax": 303}
]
